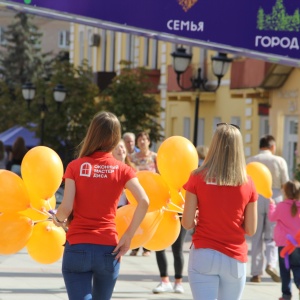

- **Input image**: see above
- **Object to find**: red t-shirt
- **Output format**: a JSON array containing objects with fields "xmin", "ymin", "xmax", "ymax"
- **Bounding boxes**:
[
  {"xmin": 183, "ymin": 174, "xmax": 257, "ymax": 262},
  {"xmin": 64, "ymin": 152, "xmax": 136, "ymax": 246}
]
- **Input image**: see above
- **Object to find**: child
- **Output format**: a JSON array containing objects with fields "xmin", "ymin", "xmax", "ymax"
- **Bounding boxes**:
[{"xmin": 268, "ymin": 180, "xmax": 300, "ymax": 300}]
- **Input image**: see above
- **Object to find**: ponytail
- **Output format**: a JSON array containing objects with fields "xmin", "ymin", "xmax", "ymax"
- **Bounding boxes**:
[{"xmin": 291, "ymin": 200, "xmax": 298, "ymax": 217}]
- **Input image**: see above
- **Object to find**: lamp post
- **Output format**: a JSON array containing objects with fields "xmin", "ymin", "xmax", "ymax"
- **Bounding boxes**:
[
  {"xmin": 21, "ymin": 82, "xmax": 67, "ymax": 146},
  {"xmin": 171, "ymin": 47, "xmax": 232, "ymax": 146}
]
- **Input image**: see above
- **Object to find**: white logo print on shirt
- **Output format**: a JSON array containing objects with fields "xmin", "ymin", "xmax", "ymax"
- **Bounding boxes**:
[{"xmin": 80, "ymin": 163, "xmax": 92, "ymax": 177}]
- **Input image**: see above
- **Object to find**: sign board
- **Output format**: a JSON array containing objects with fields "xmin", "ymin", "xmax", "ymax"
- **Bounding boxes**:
[{"xmin": 2, "ymin": 0, "xmax": 300, "ymax": 66}]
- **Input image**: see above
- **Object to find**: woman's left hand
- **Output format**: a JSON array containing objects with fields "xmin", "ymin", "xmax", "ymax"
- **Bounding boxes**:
[{"xmin": 113, "ymin": 232, "xmax": 132, "ymax": 260}]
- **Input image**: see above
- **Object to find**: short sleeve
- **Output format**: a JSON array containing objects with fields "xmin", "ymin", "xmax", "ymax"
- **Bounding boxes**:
[
  {"xmin": 248, "ymin": 176, "xmax": 258, "ymax": 203},
  {"xmin": 122, "ymin": 164, "xmax": 137, "ymax": 185},
  {"xmin": 183, "ymin": 173, "xmax": 197, "ymax": 194},
  {"xmin": 63, "ymin": 160, "xmax": 76, "ymax": 180}
]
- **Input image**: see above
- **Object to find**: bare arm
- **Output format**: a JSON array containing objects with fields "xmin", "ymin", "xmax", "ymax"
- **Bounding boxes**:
[
  {"xmin": 53, "ymin": 178, "xmax": 75, "ymax": 226},
  {"xmin": 182, "ymin": 191, "xmax": 198, "ymax": 230},
  {"xmin": 114, "ymin": 177, "xmax": 149, "ymax": 259},
  {"xmin": 243, "ymin": 201, "xmax": 257, "ymax": 236}
]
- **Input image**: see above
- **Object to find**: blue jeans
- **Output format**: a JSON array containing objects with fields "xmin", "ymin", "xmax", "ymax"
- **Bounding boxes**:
[
  {"xmin": 62, "ymin": 242, "xmax": 120, "ymax": 300},
  {"xmin": 188, "ymin": 247, "xmax": 246, "ymax": 300},
  {"xmin": 278, "ymin": 247, "xmax": 300, "ymax": 299}
]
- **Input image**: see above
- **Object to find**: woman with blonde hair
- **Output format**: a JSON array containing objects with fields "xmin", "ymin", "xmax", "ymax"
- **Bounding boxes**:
[{"xmin": 182, "ymin": 123, "xmax": 258, "ymax": 300}]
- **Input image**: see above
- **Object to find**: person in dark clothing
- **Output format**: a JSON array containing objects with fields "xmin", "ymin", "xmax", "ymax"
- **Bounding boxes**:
[{"xmin": 6, "ymin": 136, "xmax": 28, "ymax": 176}]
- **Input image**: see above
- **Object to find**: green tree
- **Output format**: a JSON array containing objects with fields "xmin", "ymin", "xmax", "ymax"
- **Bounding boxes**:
[
  {"xmin": 21, "ymin": 59, "xmax": 100, "ymax": 166},
  {"xmin": 0, "ymin": 12, "xmax": 52, "ymax": 86},
  {"xmin": 98, "ymin": 64, "xmax": 163, "ymax": 143},
  {"xmin": 291, "ymin": 9, "xmax": 300, "ymax": 31},
  {"xmin": 257, "ymin": 7, "xmax": 265, "ymax": 30},
  {"xmin": 0, "ymin": 12, "xmax": 100, "ymax": 166},
  {"xmin": 0, "ymin": 12, "xmax": 53, "ymax": 133},
  {"xmin": 271, "ymin": 0, "xmax": 287, "ymax": 30}
]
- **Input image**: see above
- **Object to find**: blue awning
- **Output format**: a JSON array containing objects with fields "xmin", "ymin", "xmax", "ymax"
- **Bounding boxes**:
[{"xmin": 0, "ymin": 125, "xmax": 40, "ymax": 148}]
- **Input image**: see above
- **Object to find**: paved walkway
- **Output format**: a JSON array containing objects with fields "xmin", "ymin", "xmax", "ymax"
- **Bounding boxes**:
[{"xmin": 0, "ymin": 233, "xmax": 298, "ymax": 299}]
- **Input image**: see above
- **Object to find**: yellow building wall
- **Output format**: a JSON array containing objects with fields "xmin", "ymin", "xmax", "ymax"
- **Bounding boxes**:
[
  {"xmin": 71, "ymin": 23, "xmax": 261, "ymax": 154},
  {"xmin": 269, "ymin": 68, "xmax": 300, "ymax": 155}
]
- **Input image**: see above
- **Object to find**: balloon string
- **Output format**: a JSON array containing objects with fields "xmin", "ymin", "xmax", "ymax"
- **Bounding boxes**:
[
  {"xmin": 164, "ymin": 208, "xmax": 183, "ymax": 213},
  {"xmin": 30, "ymin": 205, "xmax": 52, "ymax": 217},
  {"xmin": 33, "ymin": 218, "xmax": 52, "ymax": 224},
  {"xmin": 167, "ymin": 201, "xmax": 184, "ymax": 211},
  {"xmin": 44, "ymin": 200, "xmax": 53, "ymax": 211},
  {"xmin": 179, "ymin": 191, "xmax": 185, "ymax": 203}
]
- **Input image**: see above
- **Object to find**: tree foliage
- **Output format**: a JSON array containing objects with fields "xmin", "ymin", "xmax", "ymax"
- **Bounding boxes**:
[
  {"xmin": 0, "ymin": 12, "xmax": 52, "ymax": 85},
  {"xmin": 257, "ymin": 0, "xmax": 300, "ymax": 31},
  {"xmin": 0, "ymin": 12, "xmax": 100, "ymax": 166},
  {"xmin": 98, "ymin": 64, "xmax": 163, "ymax": 143}
]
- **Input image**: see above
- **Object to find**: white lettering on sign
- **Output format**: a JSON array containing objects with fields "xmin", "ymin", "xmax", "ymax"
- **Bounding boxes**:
[
  {"xmin": 167, "ymin": 20, "xmax": 204, "ymax": 32},
  {"xmin": 255, "ymin": 36, "xmax": 299, "ymax": 50}
]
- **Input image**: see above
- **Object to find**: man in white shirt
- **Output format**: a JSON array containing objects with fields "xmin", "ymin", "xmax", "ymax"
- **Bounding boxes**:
[
  {"xmin": 247, "ymin": 135, "xmax": 289, "ymax": 283},
  {"xmin": 123, "ymin": 132, "xmax": 140, "ymax": 157}
]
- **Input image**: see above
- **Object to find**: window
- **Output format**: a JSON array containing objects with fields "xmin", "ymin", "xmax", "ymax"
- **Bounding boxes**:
[
  {"xmin": 125, "ymin": 34, "xmax": 135, "ymax": 64},
  {"xmin": 100, "ymin": 29, "xmax": 107, "ymax": 71},
  {"xmin": 79, "ymin": 31, "xmax": 84, "ymax": 64},
  {"xmin": 87, "ymin": 29, "xmax": 92, "ymax": 66},
  {"xmin": 143, "ymin": 37, "xmax": 149, "ymax": 66},
  {"xmin": 183, "ymin": 117, "xmax": 191, "ymax": 139},
  {"xmin": 150, "ymin": 39, "xmax": 158, "ymax": 69},
  {"xmin": 58, "ymin": 30, "xmax": 70, "ymax": 48},
  {"xmin": 109, "ymin": 31, "xmax": 116, "ymax": 71},
  {"xmin": 230, "ymin": 116, "xmax": 241, "ymax": 129}
]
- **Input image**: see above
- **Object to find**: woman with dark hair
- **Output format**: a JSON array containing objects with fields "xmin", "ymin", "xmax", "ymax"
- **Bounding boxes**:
[
  {"xmin": 6, "ymin": 136, "xmax": 28, "ymax": 176},
  {"xmin": 53, "ymin": 111, "xmax": 149, "ymax": 300},
  {"xmin": 0, "ymin": 141, "xmax": 8, "ymax": 169}
]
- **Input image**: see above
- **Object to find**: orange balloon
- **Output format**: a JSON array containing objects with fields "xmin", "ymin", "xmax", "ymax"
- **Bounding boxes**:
[
  {"xmin": 157, "ymin": 136, "xmax": 198, "ymax": 190},
  {"xmin": 169, "ymin": 188, "xmax": 185, "ymax": 212},
  {"xmin": 20, "ymin": 207, "xmax": 49, "ymax": 221},
  {"xmin": 26, "ymin": 221, "xmax": 66, "ymax": 264},
  {"xmin": 125, "ymin": 171, "xmax": 170, "ymax": 211},
  {"xmin": 0, "ymin": 213, "xmax": 33, "ymax": 254},
  {"xmin": 246, "ymin": 162, "xmax": 272, "ymax": 198},
  {"xmin": 115, "ymin": 205, "xmax": 163, "ymax": 249},
  {"xmin": 29, "ymin": 192, "xmax": 57, "ymax": 211},
  {"xmin": 143, "ymin": 211, "xmax": 181, "ymax": 251},
  {"xmin": 0, "ymin": 170, "xmax": 30, "ymax": 212},
  {"xmin": 21, "ymin": 146, "xmax": 64, "ymax": 199}
]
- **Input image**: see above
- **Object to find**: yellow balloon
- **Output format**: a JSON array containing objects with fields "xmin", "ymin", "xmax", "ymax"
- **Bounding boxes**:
[
  {"xmin": 143, "ymin": 211, "xmax": 180, "ymax": 251},
  {"xmin": 157, "ymin": 136, "xmax": 198, "ymax": 190},
  {"xmin": 29, "ymin": 192, "xmax": 56, "ymax": 212},
  {"xmin": 20, "ymin": 207, "xmax": 49, "ymax": 221},
  {"xmin": 21, "ymin": 146, "xmax": 64, "ymax": 199},
  {"xmin": 115, "ymin": 205, "xmax": 163, "ymax": 249},
  {"xmin": 26, "ymin": 221, "xmax": 66, "ymax": 264},
  {"xmin": 168, "ymin": 188, "xmax": 185, "ymax": 212},
  {"xmin": 125, "ymin": 171, "xmax": 170, "ymax": 211},
  {"xmin": 246, "ymin": 162, "xmax": 272, "ymax": 198},
  {"xmin": 0, "ymin": 170, "xmax": 30, "ymax": 212},
  {"xmin": 0, "ymin": 213, "xmax": 33, "ymax": 255},
  {"xmin": 21, "ymin": 193, "xmax": 57, "ymax": 221}
]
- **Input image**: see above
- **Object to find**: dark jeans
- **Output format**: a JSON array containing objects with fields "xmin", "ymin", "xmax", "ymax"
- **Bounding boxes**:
[
  {"xmin": 155, "ymin": 225, "xmax": 187, "ymax": 279},
  {"xmin": 62, "ymin": 242, "xmax": 120, "ymax": 300},
  {"xmin": 278, "ymin": 246, "xmax": 300, "ymax": 299}
]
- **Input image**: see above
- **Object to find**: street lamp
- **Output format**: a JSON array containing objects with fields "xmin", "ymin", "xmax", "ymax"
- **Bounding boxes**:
[
  {"xmin": 171, "ymin": 47, "xmax": 232, "ymax": 146},
  {"xmin": 22, "ymin": 82, "xmax": 67, "ymax": 146}
]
